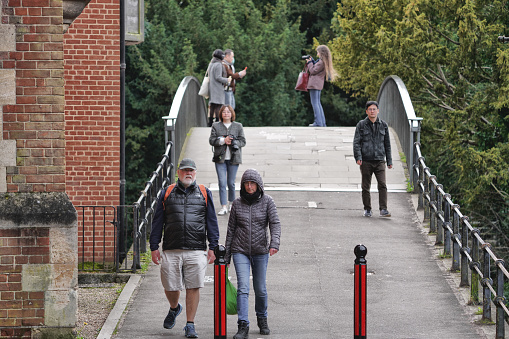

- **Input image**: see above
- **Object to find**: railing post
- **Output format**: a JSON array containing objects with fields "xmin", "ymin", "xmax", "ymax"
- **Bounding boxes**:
[
  {"xmin": 417, "ymin": 155, "xmax": 424, "ymax": 210},
  {"xmin": 139, "ymin": 197, "xmax": 147, "ymax": 254},
  {"xmin": 354, "ymin": 245, "xmax": 367, "ymax": 339},
  {"xmin": 481, "ymin": 243, "xmax": 492, "ymax": 321},
  {"xmin": 451, "ymin": 205, "xmax": 460, "ymax": 271},
  {"xmin": 443, "ymin": 194, "xmax": 451, "ymax": 256},
  {"xmin": 435, "ymin": 185, "xmax": 444, "ymax": 245},
  {"xmin": 429, "ymin": 177, "xmax": 436, "ymax": 233},
  {"xmin": 495, "ymin": 259, "xmax": 506, "ymax": 339},
  {"xmin": 409, "ymin": 118, "xmax": 422, "ymax": 187},
  {"xmin": 132, "ymin": 204, "xmax": 141, "ymax": 272},
  {"xmin": 423, "ymin": 169, "xmax": 431, "ymax": 222},
  {"xmin": 117, "ymin": 206, "xmax": 126, "ymax": 269},
  {"xmin": 469, "ymin": 227, "xmax": 479, "ymax": 299},
  {"xmin": 214, "ymin": 245, "xmax": 227, "ymax": 339},
  {"xmin": 169, "ymin": 140, "xmax": 175, "ymax": 184}
]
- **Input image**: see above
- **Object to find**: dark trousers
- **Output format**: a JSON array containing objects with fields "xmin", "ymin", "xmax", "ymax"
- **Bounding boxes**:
[
  {"xmin": 208, "ymin": 103, "xmax": 222, "ymax": 127},
  {"xmin": 360, "ymin": 160, "xmax": 387, "ymax": 211}
]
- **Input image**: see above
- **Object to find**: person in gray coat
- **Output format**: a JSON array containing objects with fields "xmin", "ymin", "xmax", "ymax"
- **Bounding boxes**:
[
  {"xmin": 209, "ymin": 105, "xmax": 246, "ymax": 215},
  {"xmin": 207, "ymin": 49, "xmax": 230, "ymax": 126},
  {"xmin": 225, "ymin": 168, "xmax": 281, "ymax": 339}
]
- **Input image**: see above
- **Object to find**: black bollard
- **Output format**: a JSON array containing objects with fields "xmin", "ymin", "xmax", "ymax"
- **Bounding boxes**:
[
  {"xmin": 354, "ymin": 244, "xmax": 367, "ymax": 339},
  {"xmin": 214, "ymin": 245, "xmax": 227, "ymax": 339}
]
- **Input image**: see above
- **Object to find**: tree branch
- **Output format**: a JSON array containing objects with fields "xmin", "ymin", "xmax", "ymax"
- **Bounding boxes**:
[
  {"xmin": 437, "ymin": 64, "xmax": 455, "ymax": 94},
  {"xmin": 431, "ymin": 25, "xmax": 460, "ymax": 45}
]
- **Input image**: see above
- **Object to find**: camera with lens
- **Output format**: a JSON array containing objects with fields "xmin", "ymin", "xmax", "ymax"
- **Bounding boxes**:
[
  {"xmin": 229, "ymin": 135, "xmax": 240, "ymax": 152},
  {"xmin": 301, "ymin": 55, "xmax": 311, "ymax": 60}
]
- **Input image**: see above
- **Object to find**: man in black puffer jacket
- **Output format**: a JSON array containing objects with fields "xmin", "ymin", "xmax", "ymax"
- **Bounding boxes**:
[
  {"xmin": 150, "ymin": 158, "xmax": 219, "ymax": 338},
  {"xmin": 225, "ymin": 168, "xmax": 281, "ymax": 339}
]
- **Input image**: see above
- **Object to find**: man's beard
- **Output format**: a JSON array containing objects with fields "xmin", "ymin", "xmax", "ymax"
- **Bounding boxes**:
[{"xmin": 181, "ymin": 176, "xmax": 193, "ymax": 186}]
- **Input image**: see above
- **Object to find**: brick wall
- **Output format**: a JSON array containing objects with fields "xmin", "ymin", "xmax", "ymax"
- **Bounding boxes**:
[
  {"xmin": 0, "ymin": 228, "xmax": 49, "ymax": 331},
  {"xmin": 64, "ymin": 0, "xmax": 120, "ymax": 263},
  {"xmin": 1, "ymin": 0, "xmax": 66, "ymax": 194}
]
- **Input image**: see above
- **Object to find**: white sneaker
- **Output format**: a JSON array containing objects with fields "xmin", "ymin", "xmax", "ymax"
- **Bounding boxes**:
[
  {"xmin": 228, "ymin": 204, "xmax": 232, "ymax": 212},
  {"xmin": 218, "ymin": 207, "xmax": 228, "ymax": 215}
]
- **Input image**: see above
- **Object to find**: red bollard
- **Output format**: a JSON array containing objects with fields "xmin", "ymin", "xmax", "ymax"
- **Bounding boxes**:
[
  {"xmin": 354, "ymin": 244, "xmax": 367, "ymax": 339},
  {"xmin": 214, "ymin": 245, "xmax": 227, "ymax": 339}
]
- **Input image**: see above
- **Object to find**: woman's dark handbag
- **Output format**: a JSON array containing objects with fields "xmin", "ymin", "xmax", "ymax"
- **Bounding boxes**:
[{"xmin": 295, "ymin": 66, "xmax": 309, "ymax": 91}]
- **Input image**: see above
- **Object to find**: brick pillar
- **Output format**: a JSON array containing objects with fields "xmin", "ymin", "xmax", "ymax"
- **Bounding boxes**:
[
  {"xmin": 0, "ymin": 11, "xmax": 17, "ymax": 192},
  {"xmin": 64, "ymin": 0, "xmax": 120, "ymax": 264},
  {"xmin": 0, "ymin": 193, "xmax": 77, "ymax": 338},
  {"xmin": 0, "ymin": 0, "xmax": 78, "ymax": 337}
]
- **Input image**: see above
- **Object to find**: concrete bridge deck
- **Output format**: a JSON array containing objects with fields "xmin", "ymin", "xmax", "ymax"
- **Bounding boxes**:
[{"xmin": 111, "ymin": 127, "xmax": 488, "ymax": 339}]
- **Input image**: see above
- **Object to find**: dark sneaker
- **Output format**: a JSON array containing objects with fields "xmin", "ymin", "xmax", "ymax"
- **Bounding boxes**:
[
  {"xmin": 233, "ymin": 320, "xmax": 249, "ymax": 339},
  {"xmin": 163, "ymin": 303, "xmax": 182, "ymax": 329},
  {"xmin": 363, "ymin": 209, "xmax": 372, "ymax": 217},
  {"xmin": 257, "ymin": 317, "xmax": 270, "ymax": 335},
  {"xmin": 183, "ymin": 323, "xmax": 198, "ymax": 338},
  {"xmin": 380, "ymin": 209, "xmax": 391, "ymax": 217}
]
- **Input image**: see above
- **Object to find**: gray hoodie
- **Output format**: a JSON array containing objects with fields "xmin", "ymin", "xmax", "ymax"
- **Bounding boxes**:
[{"xmin": 224, "ymin": 169, "xmax": 281, "ymax": 263}]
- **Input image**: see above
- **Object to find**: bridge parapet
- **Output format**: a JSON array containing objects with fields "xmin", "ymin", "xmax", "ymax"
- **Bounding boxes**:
[
  {"xmin": 377, "ymin": 75, "xmax": 423, "ymax": 186},
  {"xmin": 163, "ymin": 76, "xmax": 208, "ymax": 170}
]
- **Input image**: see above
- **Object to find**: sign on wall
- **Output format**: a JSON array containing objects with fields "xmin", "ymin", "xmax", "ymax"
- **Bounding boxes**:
[{"xmin": 126, "ymin": 0, "xmax": 144, "ymax": 45}]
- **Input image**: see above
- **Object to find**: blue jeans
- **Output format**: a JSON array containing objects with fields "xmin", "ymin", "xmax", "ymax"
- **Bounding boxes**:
[
  {"xmin": 233, "ymin": 253, "xmax": 269, "ymax": 324},
  {"xmin": 224, "ymin": 91, "xmax": 235, "ymax": 109},
  {"xmin": 215, "ymin": 160, "xmax": 239, "ymax": 206},
  {"xmin": 309, "ymin": 89, "xmax": 326, "ymax": 126}
]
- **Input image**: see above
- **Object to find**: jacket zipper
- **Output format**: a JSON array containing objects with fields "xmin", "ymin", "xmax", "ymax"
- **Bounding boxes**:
[
  {"xmin": 248, "ymin": 204, "xmax": 252, "ymax": 256},
  {"xmin": 183, "ymin": 192, "xmax": 187, "ymax": 247}
]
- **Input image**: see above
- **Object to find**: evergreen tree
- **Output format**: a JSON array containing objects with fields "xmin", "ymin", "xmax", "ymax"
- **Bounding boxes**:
[
  {"xmin": 125, "ymin": 0, "xmax": 312, "ymax": 204},
  {"xmin": 331, "ymin": 0, "xmax": 509, "ymax": 250}
]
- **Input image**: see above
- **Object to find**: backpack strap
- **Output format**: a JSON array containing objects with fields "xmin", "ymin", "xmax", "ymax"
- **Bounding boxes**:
[
  {"xmin": 162, "ymin": 183, "xmax": 208, "ymax": 209},
  {"xmin": 199, "ymin": 184, "xmax": 208, "ymax": 206},
  {"xmin": 163, "ymin": 184, "xmax": 176, "ymax": 210}
]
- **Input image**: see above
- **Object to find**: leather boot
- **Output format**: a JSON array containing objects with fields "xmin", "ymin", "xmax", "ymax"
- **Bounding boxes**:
[
  {"xmin": 257, "ymin": 317, "xmax": 270, "ymax": 335},
  {"xmin": 233, "ymin": 320, "xmax": 249, "ymax": 339},
  {"xmin": 208, "ymin": 117, "xmax": 214, "ymax": 127}
]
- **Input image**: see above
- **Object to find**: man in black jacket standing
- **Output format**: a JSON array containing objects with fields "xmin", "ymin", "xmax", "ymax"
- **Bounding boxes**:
[
  {"xmin": 353, "ymin": 101, "xmax": 393, "ymax": 218},
  {"xmin": 150, "ymin": 158, "xmax": 219, "ymax": 338}
]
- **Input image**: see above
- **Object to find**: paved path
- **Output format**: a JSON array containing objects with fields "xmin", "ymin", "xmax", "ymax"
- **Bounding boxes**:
[
  {"xmin": 185, "ymin": 127, "xmax": 407, "ymax": 192},
  {"xmin": 112, "ymin": 127, "xmax": 487, "ymax": 339}
]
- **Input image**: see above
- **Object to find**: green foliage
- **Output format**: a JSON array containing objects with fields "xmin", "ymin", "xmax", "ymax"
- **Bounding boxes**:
[{"xmin": 331, "ymin": 0, "xmax": 509, "ymax": 254}]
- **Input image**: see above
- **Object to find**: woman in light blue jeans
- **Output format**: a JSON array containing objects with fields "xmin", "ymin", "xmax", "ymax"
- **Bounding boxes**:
[
  {"xmin": 225, "ymin": 169, "xmax": 281, "ymax": 339},
  {"xmin": 309, "ymin": 89, "xmax": 326, "ymax": 126},
  {"xmin": 215, "ymin": 160, "xmax": 238, "ymax": 210},
  {"xmin": 209, "ymin": 105, "xmax": 246, "ymax": 215},
  {"xmin": 305, "ymin": 45, "xmax": 337, "ymax": 127}
]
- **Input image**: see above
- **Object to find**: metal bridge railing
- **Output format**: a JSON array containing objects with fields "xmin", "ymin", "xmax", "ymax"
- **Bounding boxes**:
[
  {"xmin": 78, "ymin": 76, "xmax": 207, "ymax": 273},
  {"xmin": 414, "ymin": 142, "xmax": 508, "ymax": 338},
  {"xmin": 377, "ymin": 75, "xmax": 422, "ymax": 186},
  {"xmin": 130, "ymin": 141, "xmax": 175, "ymax": 273},
  {"xmin": 129, "ymin": 76, "xmax": 207, "ymax": 273}
]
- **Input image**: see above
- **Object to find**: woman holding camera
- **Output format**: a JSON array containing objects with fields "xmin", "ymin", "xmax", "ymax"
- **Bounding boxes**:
[
  {"xmin": 209, "ymin": 105, "xmax": 246, "ymax": 215},
  {"xmin": 306, "ymin": 45, "xmax": 337, "ymax": 127}
]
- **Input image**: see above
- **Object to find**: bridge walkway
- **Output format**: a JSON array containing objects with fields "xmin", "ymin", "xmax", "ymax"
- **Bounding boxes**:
[{"xmin": 112, "ymin": 127, "xmax": 487, "ymax": 339}]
